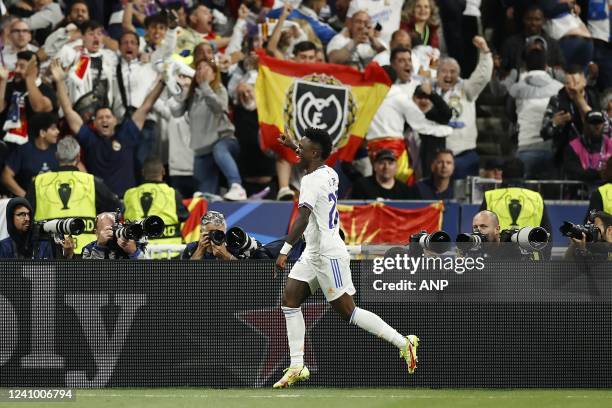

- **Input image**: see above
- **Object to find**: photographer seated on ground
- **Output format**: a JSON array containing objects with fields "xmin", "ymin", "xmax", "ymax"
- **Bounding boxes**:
[
  {"xmin": 0, "ymin": 197, "xmax": 74, "ymax": 259},
  {"xmin": 82, "ymin": 212, "xmax": 146, "ymax": 259},
  {"xmin": 565, "ymin": 211, "xmax": 612, "ymax": 261},
  {"xmin": 182, "ymin": 211, "xmax": 240, "ymax": 260}
]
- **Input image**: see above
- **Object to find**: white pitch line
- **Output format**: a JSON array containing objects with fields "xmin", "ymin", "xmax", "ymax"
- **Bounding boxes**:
[{"xmin": 74, "ymin": 393, "xmax": 612, "ymax": 400}]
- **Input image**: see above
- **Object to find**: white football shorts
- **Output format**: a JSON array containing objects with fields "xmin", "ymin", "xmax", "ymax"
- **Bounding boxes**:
[{"xmin": 288, "ymin": 254, "xmax": 356, "ymax": 301}]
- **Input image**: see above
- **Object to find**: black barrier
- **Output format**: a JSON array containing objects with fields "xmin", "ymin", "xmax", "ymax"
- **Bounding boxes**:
[{"xmin": 1, "ymin": 260, "xmax": 611, "ymax": 388}]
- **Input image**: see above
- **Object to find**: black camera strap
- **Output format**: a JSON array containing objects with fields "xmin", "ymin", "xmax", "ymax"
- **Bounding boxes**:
[{"xmin": 116, "ymin": 61, "xmax": 132, "ymax": 116}]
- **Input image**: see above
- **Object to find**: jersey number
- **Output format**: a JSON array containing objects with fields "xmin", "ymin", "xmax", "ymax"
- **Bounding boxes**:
[{"xmin": 328, "ymin": 192, "xmax": 339, "ymax": 229}]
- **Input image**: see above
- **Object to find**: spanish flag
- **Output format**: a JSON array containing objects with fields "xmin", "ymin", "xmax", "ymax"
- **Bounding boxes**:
[
  {"xmin": 255, "ymin": 51, "xmax": 391, "ymax": 165},
  {"xmin": 181, "ymin": 196, "xmax": 208, "ymax": 243}
]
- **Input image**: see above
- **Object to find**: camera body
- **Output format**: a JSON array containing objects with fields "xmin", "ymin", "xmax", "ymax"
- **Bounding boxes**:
[
  {"xmin": 205, "ymin": 226, "xmax": 260, "ymax": 258},
  {"xmin": 456, "ymin": 230, "xmax": 488, "ymax": 252},
  {"xmin": 113, "ymin": 216, "xmax": 165, "ymax": 242},
  {"xmin": 559, "ymin": 221, "xmax": 601, "ymax": 242}
]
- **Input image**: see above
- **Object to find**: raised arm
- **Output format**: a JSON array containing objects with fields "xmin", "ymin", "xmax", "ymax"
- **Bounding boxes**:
[
  {"xmin": 131, "ymin": 77, "xmax": 165, "ymax": 130},
  {"xmin": 122, "ymin": 2, "xmax": 137, "ymax": 34},
  {"xmin": 24, "ymin": 57, "xmax": 52, "ymax": 112},
  {"xmin": 267, "ymin": 3, "xmax": 292, "ymax": 59},
  {"xmin": 49, "ymin": 59, "xmax": 83, "ymax": 134}
]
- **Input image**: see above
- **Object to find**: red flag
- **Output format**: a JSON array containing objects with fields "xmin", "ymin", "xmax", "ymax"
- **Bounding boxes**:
[
  {"xmin": 181, "ymin": 197, "xmax": 208, "ymax": 242},
  {"xmin": 338, "ymin": 202, "xmax": 444, "ymax": 245}
]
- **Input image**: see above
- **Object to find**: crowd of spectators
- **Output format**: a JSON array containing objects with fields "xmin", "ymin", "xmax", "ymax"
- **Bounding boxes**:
[{"xmin": 0, "ymin": 0, "xmax": 608, "ymax": 205}]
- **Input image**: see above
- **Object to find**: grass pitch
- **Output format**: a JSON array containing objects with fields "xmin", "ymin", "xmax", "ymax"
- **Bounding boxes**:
[{"xmin": 3, "ymin": 388, "xmax": 612, "ymax": 408}]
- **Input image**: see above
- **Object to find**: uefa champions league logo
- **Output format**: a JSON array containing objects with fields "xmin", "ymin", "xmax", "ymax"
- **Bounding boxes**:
[{"xmin": 284, "ymin": 74, "xmax": 356, "ymax": 148}]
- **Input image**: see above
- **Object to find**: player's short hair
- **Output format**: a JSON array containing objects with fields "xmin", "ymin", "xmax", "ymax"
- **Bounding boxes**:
[
  {"xmin": 28, "ymin": 112, "xmax": 58, "ymax": 140},
  {"xmin": 201, "ymin": 211, "xmax": 226, "ymax": 228},
  {"xmin": 303, "ymin": 127, "xmax": 332, "ymax": 160}
]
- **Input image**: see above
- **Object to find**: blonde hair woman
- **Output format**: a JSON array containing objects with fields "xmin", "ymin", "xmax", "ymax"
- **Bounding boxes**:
[{"xmin": 401, "ymin": 0, "xmax": 441, "ymax": 49}]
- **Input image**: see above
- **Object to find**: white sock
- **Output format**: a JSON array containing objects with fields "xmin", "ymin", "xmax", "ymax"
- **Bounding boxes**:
[
  {"xmin": 350, "ymin": 307, "xmax": 407, "ymax": 349},
  {"xmin": 282, "ymin": 306, "xmax": 305, "ymax": 367},
  {"xmin": 463, "ymin": 0, "xmax": 481, "ymax": 17}
]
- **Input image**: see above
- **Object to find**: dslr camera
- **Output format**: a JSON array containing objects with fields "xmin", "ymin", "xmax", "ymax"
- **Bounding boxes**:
[
  {"xmin": 113, "ymin": 215, "xmax": 165, "ymax": 241},
  {"xmin": 559, "ymin": 221, "xmax": 601, "ymax": 242},
  {"xmin": 456, "ymin": 229, "xmax": 488, "ymax": 252},
  {"xmin": 207, "ymin": 226, "xmax": 261, "ymax": 258}
]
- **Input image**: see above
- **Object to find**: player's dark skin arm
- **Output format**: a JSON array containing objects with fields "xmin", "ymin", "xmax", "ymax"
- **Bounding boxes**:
[{"xmin": 275, "ymin": 206, "xmax": 310, "ymax": 274}]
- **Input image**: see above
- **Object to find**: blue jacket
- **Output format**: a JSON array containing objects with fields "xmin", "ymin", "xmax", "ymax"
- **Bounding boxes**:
[{"xmin": 0, "ymin": 237, "xmax": 55, "ymax": 259}]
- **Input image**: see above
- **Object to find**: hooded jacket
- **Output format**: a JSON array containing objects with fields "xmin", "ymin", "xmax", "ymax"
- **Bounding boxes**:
[
  {"xmin": 0, "ymin": 197, "xmax": 54, "ymax": 259},
  {"xmin": 509, "ymin": 70, "xmax": 564, "ymax": 149}
]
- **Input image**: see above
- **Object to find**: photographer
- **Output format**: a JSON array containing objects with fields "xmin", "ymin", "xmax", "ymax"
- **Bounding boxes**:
[
  {"xmin": 182, "ymin": 211, "xmax": 240, "ymax": 260},
  {"xmin": 0, "ymin": 197, "xmax": 74, "ymax": 259},
  {"xmin": 465, "ymin": 210, "xmax": 522, "ymax": 260},
  {"xmin": 479, "ymin": 158, "xmax": 552, "ymax": 234},
  {"xmin": 472, "ymin": 210, "xmax": 501, "ymax": 243},
  {"xmin": 565, "ymin": 211, "xmax": 612, "ymax": 261},
  {"xmin": 82, "ymin": 212, "xmax": 146, "ymax": 259},
  {"xmin": 26, "ymin": 137, "xmax": 121, "ymax": 255}
]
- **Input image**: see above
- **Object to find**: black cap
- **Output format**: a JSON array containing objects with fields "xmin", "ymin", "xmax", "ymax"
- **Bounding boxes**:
[
  {"xmin": 586, "ymin": 110, "xmax": 606, "ymax": 125},
  {"xmin": 374, "ymin": 149, "xmax": 396, "ymax": 162}
]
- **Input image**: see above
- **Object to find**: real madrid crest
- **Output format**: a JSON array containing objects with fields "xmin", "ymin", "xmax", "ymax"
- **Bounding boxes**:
[
  {"xmin": 284, "ymin": 74, "xmax": 356, "ymax": 149},
  {"xmin": 112, "ymin": 140, "xmax": 121, "ymax": 151}
]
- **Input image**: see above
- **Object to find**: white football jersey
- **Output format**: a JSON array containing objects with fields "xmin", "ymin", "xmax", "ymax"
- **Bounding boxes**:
[{"xmin": 298, "ymin": 166, "xmax": 348, "ymax": 258}]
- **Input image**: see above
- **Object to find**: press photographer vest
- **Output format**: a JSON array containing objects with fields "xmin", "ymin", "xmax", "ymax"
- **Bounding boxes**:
[
  {"xmin": 599, "ymin": 183, "xmax": 612, "ymax": 214},
  {"xmin": 485, "ymin": 187, "xmax": 544, "ymax": 230},
  {"xmin": 34, "ymin": 171, "xmax": 96, "ymax": 255},
  {"xmin": 123, "ymin": 183, "xmax": 182, "ymax": 246}
]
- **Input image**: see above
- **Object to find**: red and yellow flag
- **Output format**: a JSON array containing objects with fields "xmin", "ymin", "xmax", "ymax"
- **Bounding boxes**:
[
  {"xmin": 339, "ymin": 202, "xmax": 444, "ymax": 245},
  {"xmin": 255, "ymin": 51, "xmax": 391, "ymax": 165},
  {"xmin": 181, "ymin": 197, "xmax": 208, "ymax": 242}
]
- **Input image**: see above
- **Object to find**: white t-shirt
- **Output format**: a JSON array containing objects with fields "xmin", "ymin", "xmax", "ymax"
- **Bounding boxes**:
[
  {"xmin": 327, "ymin": 30, "xmax": 376, "ymax": 67},
  {"xmin": 298, "ymin": 165, "xmax": 348, "ymax": 259},
  {"xmin": 347, "ymin": 0, "xmax": 403, "ymax": 44}
]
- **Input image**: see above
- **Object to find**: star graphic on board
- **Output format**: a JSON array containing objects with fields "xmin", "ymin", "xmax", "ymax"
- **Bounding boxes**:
[{"xmin": 235, "ymin": 303, "xmax": 328, "ymax": 387}]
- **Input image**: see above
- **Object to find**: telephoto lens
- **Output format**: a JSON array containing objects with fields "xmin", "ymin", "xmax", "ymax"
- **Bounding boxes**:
[
  {"xmin": 140, "ymin": 216, "xmax": 164, "ymax": 238},
  {"xmin": 40, "ymin": 218, "xmax": 85, "ymax": 235},
  {"xmin": 511, "ymin": 227, "xmax": 549, "ymax": 251},
  {"xmin": 226, "ymin": 227, "xmax": 259, "ymax": 254},
  {"xmin": 410, "ymin": 230, "xmax": 452, "ymax": 254}
]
